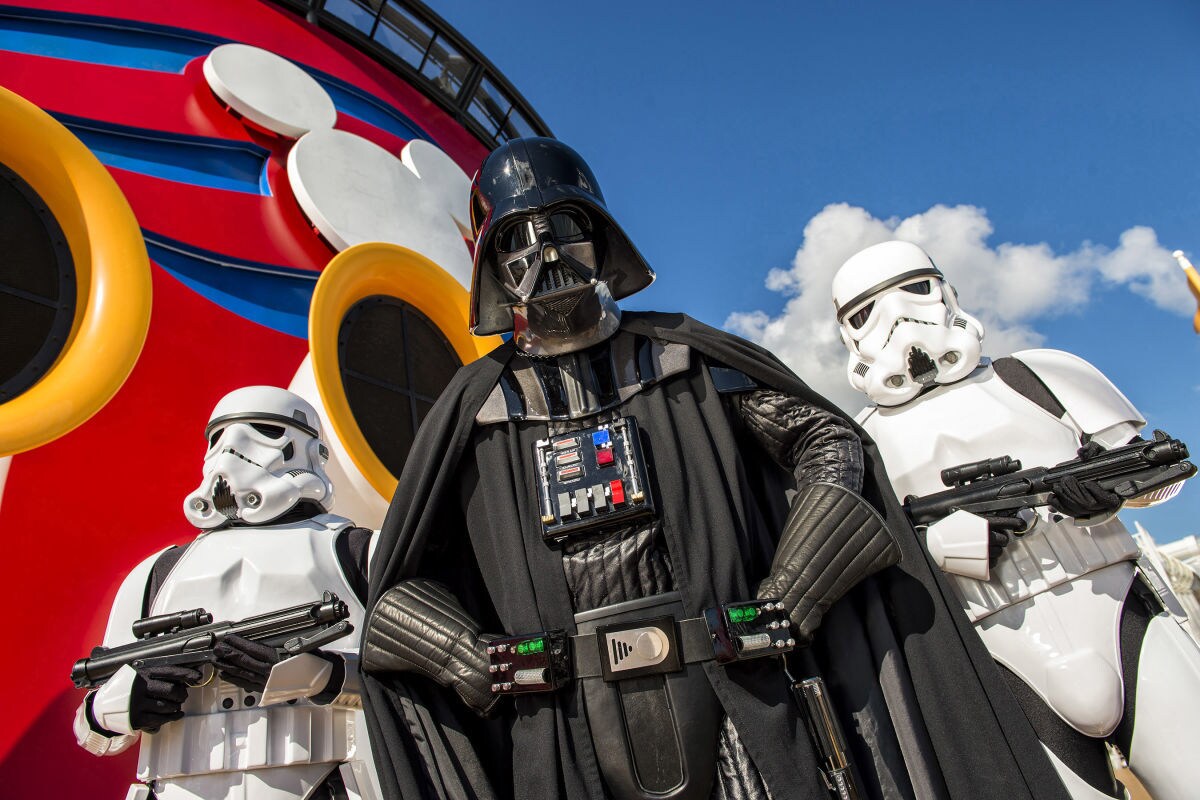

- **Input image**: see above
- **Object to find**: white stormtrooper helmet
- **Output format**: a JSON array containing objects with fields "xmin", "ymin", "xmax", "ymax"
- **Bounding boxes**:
[
  {"xmin": 183, "ymin": 386, "xmax": 334, "ymax": 528},
  {"xmin": 832, "ymin": 241, "xmax": 984, "ymax": 407}
]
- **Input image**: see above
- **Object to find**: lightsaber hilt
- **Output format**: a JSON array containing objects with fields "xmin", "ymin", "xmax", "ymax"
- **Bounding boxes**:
[{"xmin": 787, "ymin": 668, "xmax": 861, "ymax": 800}]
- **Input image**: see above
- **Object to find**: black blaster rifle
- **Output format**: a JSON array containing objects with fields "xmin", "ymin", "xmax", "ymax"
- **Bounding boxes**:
[
  {"xmin": 904, "ymin": 430, "xmax": 1195, "ymax": 527},
  {"xmin": 71, "ymin": 592, "xmax": 352, "ymax": 690}
]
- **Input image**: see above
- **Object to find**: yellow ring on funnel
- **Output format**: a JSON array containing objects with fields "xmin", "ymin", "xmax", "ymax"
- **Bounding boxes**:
[
  {"xmin": 0, "ymin": 87, "xmax": 151, "ymax": 457},
  {"xmin": 309, "ymin": 241, "xmax": 500, "ymax": 499}
]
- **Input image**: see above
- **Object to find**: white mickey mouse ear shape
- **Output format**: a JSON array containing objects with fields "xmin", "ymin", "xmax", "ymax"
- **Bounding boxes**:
[
  {"xmin": 402, "ymin": 139, "xmax": 473, "ymax": 239},
  {"xmin": 287, "ymin": 129, "xmax": 473, "ymax": 287},
  {"xmin": 203, "ymin": 43, "xmax": 337, "ymax": 138}
]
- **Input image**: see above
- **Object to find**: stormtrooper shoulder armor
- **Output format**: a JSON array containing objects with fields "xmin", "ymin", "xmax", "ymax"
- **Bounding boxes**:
[{"xmin": 1008, "ymin": 349, "xmax": 1144, "ymax": 448}]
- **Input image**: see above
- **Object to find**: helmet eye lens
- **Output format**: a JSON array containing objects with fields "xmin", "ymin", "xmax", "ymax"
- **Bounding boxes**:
[
  {"xmin": 549, "ymin": 210, "xmax": 588, "ymax": 242},
  {"xmin": 250, "ymin": 423, "xmax": 286, "ymax": 439},
  {"xmin": 208, "ymin": 427, "xmax": 224, "ymax": 447},
  {"xmin": 497, "ymin": 220, "xmax": 536, "ymax": 253},
  {"xmin": 848, "ymin": 302, "xmax": 875, "ymax": 330},
  {"xmin": 501, "ymin": 253, "xmax": 536, "ymax": 289},
  {"xmin": 900, "ymin": 280, "xmax": 931, "ymax": 295}
]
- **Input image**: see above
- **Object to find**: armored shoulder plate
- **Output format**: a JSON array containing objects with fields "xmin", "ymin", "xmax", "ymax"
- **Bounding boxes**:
[
  {"xmin": 476, "ymin": 330, "xmax": 691, "ymax": 424},
  {"xmin": 1008, "ymin": 349, "xmax": 1144, "ymax": 446}
]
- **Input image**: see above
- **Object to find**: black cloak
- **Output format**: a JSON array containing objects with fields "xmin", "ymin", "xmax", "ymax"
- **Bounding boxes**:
[{"xmin": 362, "ymin": 312, "xmax": 1068, "ymax": 800}]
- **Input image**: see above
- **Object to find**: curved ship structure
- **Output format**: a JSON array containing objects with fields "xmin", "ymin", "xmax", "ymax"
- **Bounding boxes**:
[{"xmin": 0, "ymin": 1, "xmax": 549, "ymax": 792}]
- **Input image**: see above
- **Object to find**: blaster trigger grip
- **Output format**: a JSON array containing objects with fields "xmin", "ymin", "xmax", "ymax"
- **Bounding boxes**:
[{"xmin": 282, "ymin": 620, "xmax": 353, "ymax": 655}]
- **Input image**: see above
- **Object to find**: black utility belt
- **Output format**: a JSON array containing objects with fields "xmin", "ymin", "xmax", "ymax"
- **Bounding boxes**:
[{"xmin": 487, "ymin": 598, "xmax": 796, "ymax": 696}]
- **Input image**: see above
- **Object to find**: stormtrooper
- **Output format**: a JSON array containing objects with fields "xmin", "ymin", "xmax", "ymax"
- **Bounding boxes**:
[
  {"xmin": 73, "ymin": 386, "xmax": 381, "ymax": 800},
  {"xmin": 358, "ymin": 138, "xmax": 1071, "ymax": 800},
  {"xmin": 832, "ymin": 240, "xmax": 1200, "ymax": 800}
]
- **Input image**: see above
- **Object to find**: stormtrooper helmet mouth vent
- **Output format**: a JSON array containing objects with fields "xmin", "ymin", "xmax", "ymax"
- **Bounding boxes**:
[
  {"xmin": 212, "ymin": 475, "xmax": 238, "ymax": 520},
  {"xmin": 907, "ymin": 347, "xmax": 938, "ymax": 385}
]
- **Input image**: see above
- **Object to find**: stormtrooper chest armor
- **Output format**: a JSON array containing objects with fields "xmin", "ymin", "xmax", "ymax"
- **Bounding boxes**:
[
  {"xmin": 139, "ymin": 516, "xmax": 368, "ymax": 797},
  {"xmin": 150, "ymin": 516, "xmax": 364, "ymax": 630},
  {"xmin": 860, "ymin": 365, "xmax": 1139, "ymax": 623}
]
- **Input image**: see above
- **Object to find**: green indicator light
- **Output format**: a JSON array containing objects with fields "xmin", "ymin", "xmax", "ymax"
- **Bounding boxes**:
[
  {"xmin": 518, "ymin": 638, "xmax": 545, "ymax": 656},
  {"xmin": 728, "ymin": 606, "xmax": 760, "ymax": 624}
]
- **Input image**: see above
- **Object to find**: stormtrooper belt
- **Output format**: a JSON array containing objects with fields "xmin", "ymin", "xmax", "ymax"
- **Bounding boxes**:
[{"xmin": 486, "ymin": 594, "xmax": 795, "ymax": 695}]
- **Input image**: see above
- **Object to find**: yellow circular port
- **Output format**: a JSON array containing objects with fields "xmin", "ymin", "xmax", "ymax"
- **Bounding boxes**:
[{"xmin": 0, "ymin": 86, "xmax": 151, "ymax": 456}]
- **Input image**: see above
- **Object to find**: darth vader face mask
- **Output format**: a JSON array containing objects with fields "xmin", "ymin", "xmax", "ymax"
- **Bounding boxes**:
[
  {"xmin": 491, "ymin": 205, "xmax": 620, "ymax": 354},
  {"xmin": 494, "ymin": 205, "xmax": 598, "ymax": 303},
  {"xmin": 468, "ymin": 138, "xmax": 654, "ymax": 356}
]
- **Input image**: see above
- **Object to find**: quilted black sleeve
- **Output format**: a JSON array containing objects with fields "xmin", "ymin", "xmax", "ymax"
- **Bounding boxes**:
[{"xmin": 737, "ymin": 389, "xmax": 864, "ymax": 493}]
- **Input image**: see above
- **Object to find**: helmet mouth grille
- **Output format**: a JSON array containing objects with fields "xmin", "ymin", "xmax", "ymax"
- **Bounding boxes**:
[
  {"xmin": 540, "ymin": 292, "xmax": 583, "ymax": 317},
  {"xmin": 907, "ymin": 347, "xmax": 938, "ymax": 385},
  {"xmin": 536, "ymin": 265, "xmax": 582, "ymax": 296}
]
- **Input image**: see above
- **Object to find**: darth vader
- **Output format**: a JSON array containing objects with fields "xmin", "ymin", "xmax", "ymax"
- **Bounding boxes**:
[{"xmin": 358, "ymin": 138, "xmax": 1069, "ymax": 800}]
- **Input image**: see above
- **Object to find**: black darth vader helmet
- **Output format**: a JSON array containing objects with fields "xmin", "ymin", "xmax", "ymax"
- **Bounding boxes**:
[{"xmin": 468, "ymin": 138, "xmax": 655, "ymax": 345}]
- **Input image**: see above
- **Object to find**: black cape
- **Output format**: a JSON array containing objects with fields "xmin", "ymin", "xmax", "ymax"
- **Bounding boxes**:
[{"xmin": 362, "ymin": 312, "xmax": 1068, "ymax": 800}]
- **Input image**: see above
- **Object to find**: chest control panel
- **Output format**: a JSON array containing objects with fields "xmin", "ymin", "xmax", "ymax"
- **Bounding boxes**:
[{"xmin": 533, "ymin": 416, "xmax": 655, "ymax": 545}]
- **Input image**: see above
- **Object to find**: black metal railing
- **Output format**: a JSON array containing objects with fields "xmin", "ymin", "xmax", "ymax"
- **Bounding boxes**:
[{"xmin": 270, "ymin": 0, "xmax": 552, "ymax": 149}]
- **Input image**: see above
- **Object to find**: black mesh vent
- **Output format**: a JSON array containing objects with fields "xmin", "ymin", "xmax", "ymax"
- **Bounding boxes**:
[
  {"xmin": 338, "ymin": 296, "xmax": 462, "ymax": 476},
  {"xmin": 0, "ymin": 162, "xmax": 76, "ymax": 402}
]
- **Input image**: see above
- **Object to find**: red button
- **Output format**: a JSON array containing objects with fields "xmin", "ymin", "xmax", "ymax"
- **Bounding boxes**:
[
  {"xmin": 609, "ymin": 479, "xmax": 625, "ymax": 505},
  {"xmin": 596, "ymin": 448, "xmax": 614, "ymax": 466}
]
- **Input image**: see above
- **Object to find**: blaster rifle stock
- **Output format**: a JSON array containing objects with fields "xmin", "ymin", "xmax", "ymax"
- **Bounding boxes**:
[
  {"xmin": 905, "ymin": 430, "xmax": 1195, "ymax": 527},
  {"xmin": 71, "ymin": 592, "xmax": 352, "ymax": 690}
]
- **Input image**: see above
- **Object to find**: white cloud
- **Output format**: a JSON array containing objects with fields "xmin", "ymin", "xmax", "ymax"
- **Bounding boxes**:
[{"xmin": 726, "ymin": 203, "xmax": 1187, "ymax": 414}]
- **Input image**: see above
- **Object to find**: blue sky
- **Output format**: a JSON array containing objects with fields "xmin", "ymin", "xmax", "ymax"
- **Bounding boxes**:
[{"xmin": 441, "ymin": 0, "xmax": 1200, "ymax": 542}]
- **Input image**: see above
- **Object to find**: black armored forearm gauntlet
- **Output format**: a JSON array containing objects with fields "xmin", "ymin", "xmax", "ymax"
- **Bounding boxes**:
[
  {"xmin": 737, "ymin": 390, "xmax": 865, "ymax": 493},
  {"xmin": 757, "ymin": 482, "xmax": 899, "ymax": 644},
  {"xmin": 363, "ymin": 578, "xmax": 498, "ymax": 715}
]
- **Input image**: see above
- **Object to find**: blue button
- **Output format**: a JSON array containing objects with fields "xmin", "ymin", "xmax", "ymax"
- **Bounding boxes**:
[{"xmin": 591, "ymin": 430, "xmax": 611, "ymax": 447}]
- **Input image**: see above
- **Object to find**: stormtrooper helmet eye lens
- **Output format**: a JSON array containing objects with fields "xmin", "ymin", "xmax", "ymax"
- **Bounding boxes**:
[
  {"xmin": 848, "ymin": 301, "xmax": 875, "ymax": 330},
  {"xmin": 208, "ymin": 428, "xmax": 224, "ymax": 447},
  {"xmin": 900, "ymin": 280, "xmax": 931, "ymax": 295},
  {"xmin": 250, "ymin": 423, "xmax": 286, "ymax": 438},
  {"xmin": 497, "ymin": 220, "xmax": 536, "ymax": 253},
  {"xmin": 548, "ymin": 209, "xmax": 589, "ymax": 242}
]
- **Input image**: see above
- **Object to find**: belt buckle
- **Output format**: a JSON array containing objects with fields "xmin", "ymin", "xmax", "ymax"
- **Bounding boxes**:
[{"xmin": 596, "ymin": 616, "xmax": 682, "ymax": 681}]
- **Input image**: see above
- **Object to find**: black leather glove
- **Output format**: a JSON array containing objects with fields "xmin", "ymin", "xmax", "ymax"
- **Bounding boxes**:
[
  {"xmin": 756, "ymin": 482, "xmax": 900, "ymax": 644},
  {"xmin": 213, "ymin": 634, "xmax": 279, "ymax": 692},
  {"xmin": 362, "ymin": 578, "xmax": 498, "ymax": 716},
  {"xmin": 1049, "ymin": 474, "xmax": 1121, "ymax": 521},
  {"xmin": 980, "ymin": 515, "xmax": 1029, "ymax": 568},
  {"xmin": 126, "ymin": 664, "xmax": 203, "ymax": 733}
]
